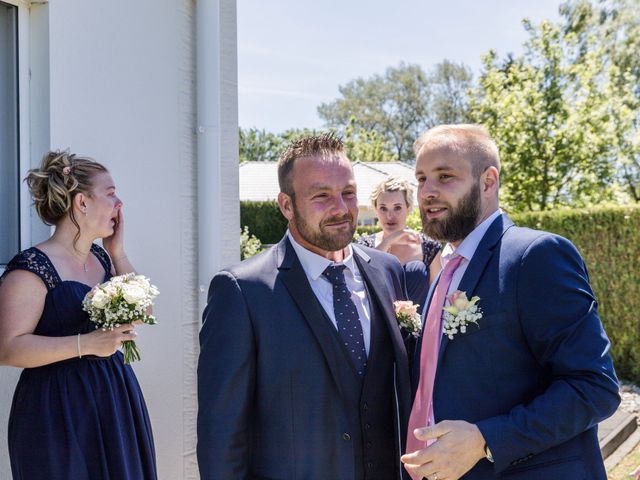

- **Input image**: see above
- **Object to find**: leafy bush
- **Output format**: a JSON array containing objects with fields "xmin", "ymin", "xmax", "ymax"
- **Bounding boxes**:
[
  {"xmin": 240, "ymin": 201, "xmax": 288, "ymax": 244},
  {"xmin": 240, "ymin": 226, "xmax": 262, "ymax": 260}
]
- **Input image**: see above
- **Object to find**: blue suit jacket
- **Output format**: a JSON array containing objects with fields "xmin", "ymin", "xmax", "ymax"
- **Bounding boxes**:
[
  {"xmin": 412, "ymin": 213, "xmax": 620, "ymax": 479},
  {"xmin": 197, "ymin": 237, "xmax": 415, "ymax": 479}
]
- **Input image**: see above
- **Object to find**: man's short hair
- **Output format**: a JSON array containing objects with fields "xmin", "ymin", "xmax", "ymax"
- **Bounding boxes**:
[
  {"xmin": 278, "ymin": 132, "xmax": 345, "ymax": 196},
  {"xmin": 413, "ymin": 124, "xmax": 501, "ymax": 178}
]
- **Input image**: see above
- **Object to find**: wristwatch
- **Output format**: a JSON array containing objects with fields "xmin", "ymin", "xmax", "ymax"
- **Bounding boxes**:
[{"xmin": 484, "ymin": 443, "xmax": 494, "ymax": 463}]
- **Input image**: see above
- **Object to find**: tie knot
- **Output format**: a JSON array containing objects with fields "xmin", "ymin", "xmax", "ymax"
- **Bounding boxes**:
[
  {"xmin": 322, "ymin": 264, "xmax": 347, "ymax": 286},
  {"xmin": 441, "ymin": 254, "xmax": 464, "ymax": 282}
]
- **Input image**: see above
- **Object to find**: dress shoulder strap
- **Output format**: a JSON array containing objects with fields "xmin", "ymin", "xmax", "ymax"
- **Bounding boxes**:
[
  {"xmin": 1, "ymin": 248, "xmax": 61, "ymax": 290},
  {"xmin": 90, "ymin": 244, "xmax": 113, "ymax": 280}
]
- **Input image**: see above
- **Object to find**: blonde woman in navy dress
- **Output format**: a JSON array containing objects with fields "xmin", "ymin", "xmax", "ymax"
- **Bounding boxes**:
[{"xmin": 0, "ymin": 151, "xmax": 157, "ymax": 479}]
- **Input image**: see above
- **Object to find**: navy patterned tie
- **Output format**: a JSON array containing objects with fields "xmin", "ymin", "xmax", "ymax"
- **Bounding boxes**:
[{"xmin": 322, "ymin": 265, "xmax": 367, "ymax": 376}]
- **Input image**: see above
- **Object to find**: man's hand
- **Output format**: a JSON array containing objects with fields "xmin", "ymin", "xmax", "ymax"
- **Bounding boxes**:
[{"xmin": 401, "ymin": 420, "xmax": 487, "ymax": 480}]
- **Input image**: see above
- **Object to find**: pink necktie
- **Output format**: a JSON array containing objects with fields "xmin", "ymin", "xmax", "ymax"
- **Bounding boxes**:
[{"xmin": 406, "ymin": 255, "xmax": 464, "ymax": 469}]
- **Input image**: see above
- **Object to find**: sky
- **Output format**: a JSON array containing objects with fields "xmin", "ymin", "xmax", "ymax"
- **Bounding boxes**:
[{"xmin": 238, "ymin": 0, "xmax": 562, "ymax": 133}]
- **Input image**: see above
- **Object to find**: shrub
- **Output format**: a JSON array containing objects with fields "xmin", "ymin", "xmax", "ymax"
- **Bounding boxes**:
[
  {"xmin": 240, "ymin": 201, "xmax": 288, "ymax": 244},
  {"xmin": 240, "ymin": 226, "xmax": 262, "ymax": 260}
]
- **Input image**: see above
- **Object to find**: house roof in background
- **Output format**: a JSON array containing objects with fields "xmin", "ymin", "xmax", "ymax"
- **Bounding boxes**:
[{"xmin": 239, "ymin": 161, "xmax": 417, "ymax": 207}]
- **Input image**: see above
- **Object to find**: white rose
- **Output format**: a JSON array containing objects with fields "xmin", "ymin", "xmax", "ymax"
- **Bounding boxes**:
[
  {"xmin": 91, "ymin": 289, "xmax": 110, "ymax": 309},
  {"xmin": 122, "ymin": 284, "xmax": 147, "ymax": 304}
]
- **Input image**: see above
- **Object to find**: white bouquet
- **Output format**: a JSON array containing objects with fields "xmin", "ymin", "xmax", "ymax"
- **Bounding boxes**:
[{"xmin": 82, "ymin": 273, "xmax": 159, "ymax": 364}]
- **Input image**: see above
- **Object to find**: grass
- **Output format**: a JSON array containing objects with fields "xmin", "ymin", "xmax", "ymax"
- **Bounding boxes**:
[{"xmin": 608, "ymin": 440, "xmax": 640, "ymax": 480}]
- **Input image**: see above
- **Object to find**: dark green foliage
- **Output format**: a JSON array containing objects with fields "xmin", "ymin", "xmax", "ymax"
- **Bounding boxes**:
[
  {"xmin": 512, "ymin": 206, "xmax": 640, "ymax": 383},
  {"xmin": 355, "ymin": 225, "xmax": 379, "ymax": 237},
  {"xmin": 240, "ymin": 201, "xmax": 288, "ymax": 244}
]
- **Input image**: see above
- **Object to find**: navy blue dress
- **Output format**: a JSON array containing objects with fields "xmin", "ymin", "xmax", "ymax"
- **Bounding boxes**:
[{"xmin": 2, "ymin": 245, "xmax": 157, "ymax": 480}]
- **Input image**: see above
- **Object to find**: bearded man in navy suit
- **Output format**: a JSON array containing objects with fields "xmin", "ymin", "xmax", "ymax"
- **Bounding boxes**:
[
  {"xmin": 401, "ymin": 125, "xmax": 620, "ymax": 480},
  {"xmin": 198, "ymin": 133, "xmax": 418, "ymax": 479}
]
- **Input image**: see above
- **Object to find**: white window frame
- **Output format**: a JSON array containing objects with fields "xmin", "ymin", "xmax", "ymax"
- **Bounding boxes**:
[{"xmin": 1, "ymin": 0, "xmax": 32, "ymax": 273}]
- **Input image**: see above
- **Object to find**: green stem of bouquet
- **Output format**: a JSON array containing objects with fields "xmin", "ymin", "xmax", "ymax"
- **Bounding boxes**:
[{"xmin": 122, "ymin": 340, "xmax": 142, "ymax": 364}]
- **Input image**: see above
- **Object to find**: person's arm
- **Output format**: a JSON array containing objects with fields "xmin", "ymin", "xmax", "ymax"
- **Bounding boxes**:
[
  {"xmin": 0, "ymin": 270, "xmax": 137, "ymax": 368},
  {"xmin": 476, "ymin": 234, "xmax": 620, "ymax": 473},
  {"xmin": 378, "ymin": 229, "xmax": 424, "ymax": 265},
  {"xmin": 197, "ymin": 271, "xmax": 255, "ymax": 480}
]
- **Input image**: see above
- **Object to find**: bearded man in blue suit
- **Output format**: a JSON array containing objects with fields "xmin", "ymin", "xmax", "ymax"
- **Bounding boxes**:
[{"xmin": 401, "ymin": 124, "xmax": 620, "ymax": 480}]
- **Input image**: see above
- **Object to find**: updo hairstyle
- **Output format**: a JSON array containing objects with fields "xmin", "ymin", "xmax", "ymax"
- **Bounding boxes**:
[{"xmin": 25, "ymin": 150, "xmax": 108, "ymax": 231}]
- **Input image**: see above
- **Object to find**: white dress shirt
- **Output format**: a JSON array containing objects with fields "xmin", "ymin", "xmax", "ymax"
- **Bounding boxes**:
[
  {"xmin": 287, "ymin": 231, "xmax": 372, "ymax": 353},
  {"xmin": 440, "ymin": 209, "xmax": 503, "ymax": 297}
]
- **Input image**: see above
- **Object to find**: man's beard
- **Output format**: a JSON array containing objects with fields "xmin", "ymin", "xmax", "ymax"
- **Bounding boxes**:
[
  {"xmin": 293, "ymin": 202, "xmax": 356, "ymax": 252},
  {"xmin": 420, "ymin": 181, "xmax": 481, "ymax": 243}
]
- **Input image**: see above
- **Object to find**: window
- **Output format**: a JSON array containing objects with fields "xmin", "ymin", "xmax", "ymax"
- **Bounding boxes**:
[{"xmin": 0, "ymin": 1, "xmax": 19, "ymax": 266}]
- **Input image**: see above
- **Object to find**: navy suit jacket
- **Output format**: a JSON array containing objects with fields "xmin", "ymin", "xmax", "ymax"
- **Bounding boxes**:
[
  {"xmin": 197, "ymin": 237, "xmax": 414, "ymax": 480},
  {"xmin": 412, "ymin": 213, "xmax": 620, "ymax": 479}
]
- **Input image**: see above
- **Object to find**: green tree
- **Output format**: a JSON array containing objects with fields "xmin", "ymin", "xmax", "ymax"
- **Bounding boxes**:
[
  {"xmin": 317, "ymin": 63, "xmax": 430, "ymax": 163},
  {"xmin": 239, "ymin": 125, "xmax": 395, "ymax": 163},
  {"xmin": 318, "ymin": 61, "xmax": 472, "ymax": 163},
  {"xmin": 343, "ymin": 117, "xmax": 394, "ymax": 162},
  {"xmin": 561, "ymin": 0, "xmax": 640, "ymax": 202},
  {"xmin": 429, "ymin": 59, "xmax": 474, "ymax": 124},
  {"xmin": 239, "ymin": 128, "xmax": 284, "ymax": 163},
  {"xmin": 470, "ymin": 17, "xmax": 619, "ymax": 211}
]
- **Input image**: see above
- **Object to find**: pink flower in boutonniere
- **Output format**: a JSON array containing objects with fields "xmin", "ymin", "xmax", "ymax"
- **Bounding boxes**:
[
  {"xmin": 442, "ymin": 291, "xmax": 482, "ymax": 340},
  {"xmin": 394, "ymin": 300, "xmax": 421, "ymax": 337}
]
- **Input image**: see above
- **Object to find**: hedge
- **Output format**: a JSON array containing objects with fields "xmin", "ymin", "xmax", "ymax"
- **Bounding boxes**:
[
  {"xmin": 240, "ymin": 201, "xmax": 288, "ymax": 244},
  {"xmin": 241, "ymin": 201, "xmax": 640, "ymax": 382}
]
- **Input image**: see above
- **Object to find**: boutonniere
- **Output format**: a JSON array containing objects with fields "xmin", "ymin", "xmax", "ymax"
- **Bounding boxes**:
[
  {"xmin": 393, "ymin": 300, "xmax": 422, "ymax": 338},
  {"xmin": 442, "ymin": 291, "xmax": 483, "ymax": 340}
]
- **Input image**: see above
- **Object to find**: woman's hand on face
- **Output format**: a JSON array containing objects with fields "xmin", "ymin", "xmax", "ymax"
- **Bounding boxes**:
[
  {"xmin": 80, "ymin": 324, "xmax": 137, "ymax": 357},
  {"xmin": 103, "ymin": 208, "xmax": 125, "ymax": 260}
]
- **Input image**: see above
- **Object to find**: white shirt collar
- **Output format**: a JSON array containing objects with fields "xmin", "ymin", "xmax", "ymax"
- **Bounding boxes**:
[
  {"xmin": 441, "ymin": 209, "xmax": 502, "ymax": 264},
  {"xmin": 287, "ymin": 230, "xmax": 356, "ymax": 280}
]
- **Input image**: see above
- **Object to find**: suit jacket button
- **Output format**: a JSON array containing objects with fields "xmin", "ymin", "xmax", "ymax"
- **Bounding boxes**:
[
  {"xmin": 363, "ymin": 402, "xmax": 369, "ymax": 411},
  {"xmin": 342, "ymin": 433, "xmax": 351, "ymax": 441},
  {"xmin": 367, "ymin": 462, "xmax": 374, "ymax": 469},
  {"xmin": 365, "ymin": 423, "xmax": 371, "ymax": 430}
]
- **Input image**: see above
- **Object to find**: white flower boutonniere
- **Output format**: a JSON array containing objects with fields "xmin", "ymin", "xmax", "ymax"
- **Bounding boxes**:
[
  {"xmin": 393, "ymin": 300, "xmax": 422, "ymax": 338},
  {"xmin": 442, "ymin": 291, "xmax": 483, "ymax": 340}
]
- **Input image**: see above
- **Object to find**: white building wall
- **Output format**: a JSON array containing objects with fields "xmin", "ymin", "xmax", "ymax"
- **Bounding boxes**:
[{"xmin": 0, "ymin": 1, "xmax": 239, "ymax": 479}]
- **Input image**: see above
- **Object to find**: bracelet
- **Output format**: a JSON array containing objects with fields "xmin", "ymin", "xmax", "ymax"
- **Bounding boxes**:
[
  {"xmin": 112, "ymin": 255, "xmax": 129, "ymax": 263},
  {"xmin": 77, "ymin": 333, "xmax": 82, "ymax": 359}
]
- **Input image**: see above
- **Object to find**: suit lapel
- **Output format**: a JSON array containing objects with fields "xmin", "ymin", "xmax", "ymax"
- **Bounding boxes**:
[
  {"xmin": 278, "ymin": 238, "xmax": 349, "ymax": 401},
  {"xmin": 437, "ymin": 214, "xmax": 515, "ymax": 364},
  {"xmin": 352, "ymin": 246, "xmax": 408, "ymax": 369}
]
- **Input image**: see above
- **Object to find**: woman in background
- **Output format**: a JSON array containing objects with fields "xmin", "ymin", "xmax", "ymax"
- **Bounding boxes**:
[
  {"xmin": 0, "ymin": 151, "xmax": 157, "ymax": 480},
  {"xmin": 356, "ymin": 176, "xmax": 441, "ymax": 305}
]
